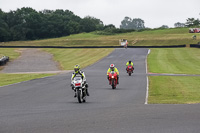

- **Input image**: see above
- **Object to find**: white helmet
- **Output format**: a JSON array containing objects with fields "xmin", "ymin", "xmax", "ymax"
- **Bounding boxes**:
[{"xmin": 110, "ymin": 64, "xmax": 115, "ymax": 70}]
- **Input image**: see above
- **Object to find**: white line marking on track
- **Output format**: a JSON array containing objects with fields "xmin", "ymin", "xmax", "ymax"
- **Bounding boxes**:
[{"xmin": 145, "ymin": 49, "xmax": 150, "ymax": 104}]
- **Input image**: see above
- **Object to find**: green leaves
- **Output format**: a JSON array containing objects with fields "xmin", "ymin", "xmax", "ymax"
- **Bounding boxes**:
[
  {"xmin": 120, "ymin": 17, "xmax": 145, "ymax": 30},
  {"xmin": 0, "ymin": 8, "xmax": 104, "ymax": 42}
]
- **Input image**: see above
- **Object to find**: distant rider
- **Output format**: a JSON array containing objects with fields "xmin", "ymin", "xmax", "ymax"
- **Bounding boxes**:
[
  {"xmin": 126, "ymin": 60, "xmax": 134, "ymax": 72},
  {"xmin": 125, "ymin": 40, "xmax": 128, "ymax": 48},
  {"xmin": 107, "ymin": 64, "xmax": 119, "ymax": 84},
  {"xmin": 71, "ymin": 65, "xmax": 89, "ymax": 97}
]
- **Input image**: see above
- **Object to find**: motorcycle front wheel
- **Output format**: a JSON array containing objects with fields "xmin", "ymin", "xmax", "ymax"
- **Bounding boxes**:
[
  {"xmin": 82, "ymin": 90, "xmax": 86, "ymax": 103},
  {"xmin": 77, "ymin": 90, "xmax": 82, "ymax": 103},
  {"xmin": 112, "ymin": 79, "xmax": 116, "ymax": 89},
  {"xmin": 129, "ymin": 72, "xmax": 131, "ymax": 76}
]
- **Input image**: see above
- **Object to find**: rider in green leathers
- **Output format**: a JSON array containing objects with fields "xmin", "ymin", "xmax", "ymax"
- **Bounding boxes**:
[
  {"xmin": 126, "ymin": 60, "xmax": 134, "ymax": 72},
  {"xmin": 107, "ymin": 64, "xmax": 119, "ymax": 84},
  {"xmin": 126, "ymin": 60, "xmax": 134, "ymax": 67},
  {"xmin": 71, "ymin": 65, "xmax": 89, "ymax": 97}
]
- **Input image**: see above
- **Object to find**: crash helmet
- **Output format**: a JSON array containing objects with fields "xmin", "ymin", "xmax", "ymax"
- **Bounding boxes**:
[
  {"xmin": 129, "ymin": 60, "xmax": 132, "ymax": 64},
  {"xmin": 74, "ymin": 64, "xmax": 80, "ymax": 73},
  {"xmin": 110, "ymin": 64, "xmax": 115, "ymax": 71}
]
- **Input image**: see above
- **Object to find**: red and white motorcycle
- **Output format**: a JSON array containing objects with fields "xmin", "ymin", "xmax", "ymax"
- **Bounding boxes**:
[
  {"xmin": 126, "ymin": 65, "xmax": 134, "ymax": 76},
  {"xmin": 72, "ymin": 76, "xmax": 87, "ymax": 103},
  {"xmin": 108, "ymin": 71, "xmax": 118, "ymax": 89}
]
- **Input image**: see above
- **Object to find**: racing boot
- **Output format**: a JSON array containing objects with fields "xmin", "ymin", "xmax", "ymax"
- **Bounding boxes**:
[
  {"xmin": 85, "ymin": 83, "xmax": 89, "ymax": 96},
  {"xmin": 86, "ymin": 89, "xmax": 90, "ymax": 96},
  {"xmin": 74, "ymin": 90, "xmax": 77, "ymax": 97},
  {"xmin": 117, "ymin": 76, "xmax": 119, "ymax": 84},
  {"xmin": 107, "ymin": 76, "xmax": 111, "ymax": 85}
]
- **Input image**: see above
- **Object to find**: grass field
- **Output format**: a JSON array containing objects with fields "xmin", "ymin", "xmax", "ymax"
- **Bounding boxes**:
[
  {"xmin": 0, "ymin": 48, "xmax": 21, "ymax": 60},
  {"xmin": 1, "ymin": 28, "xmax": 199, "ymax": 47},
  {"xmin": 148, "ymin": 48, "xmax": 200, "ymax": 74},
  {"xmin": 148, "ymin": 47, "xmax": 200, "ymax": 104},
  {"xmin": 43, "ymin": 48, "xmax": 114, "ymax": 70},
  {"xmin": 0, "ymin": 48, "xmax": 114, "ymax": 86},
  {"xmin": 148, "ymin": 76, "xmax": 200, "ymax": 104},
  {"xmin": 0, "ymin": 73, "xmax": 55, "ymax": 86}
]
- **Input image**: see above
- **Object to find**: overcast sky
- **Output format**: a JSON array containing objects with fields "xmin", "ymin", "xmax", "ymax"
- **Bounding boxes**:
[{"xmin": 0, "ymin": 0, "xmax": 200, "ymax": 28}]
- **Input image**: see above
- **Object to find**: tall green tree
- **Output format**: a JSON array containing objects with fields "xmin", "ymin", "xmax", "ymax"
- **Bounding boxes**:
[
  {"xmin": 80, "ymin": 16, "xmax": 104, "ymax": 32},
  {"xmin": 174, "ymin": 22, "xmax": 185, "ymax": 27},
  {"xmin": 104, "ymin": 24, "xmax": 116, "ymax": 29},
  {"xmin": 0, "ymin": 8, "xmax": 105, "ymax": 42},
  {"xmin": 120, "ymin": 17, "xmax": 145, "ymax": 30},
  {"xmin": 185, "ymin": 18, "xmax": 200, "ymax": 27},
  {"xmin": 120, "ymin": 16, "xmax": 132, "ymax": 29},
  {"xmin": 0, "ymin": 9, "xmax": 10, "ymax": 41},
  {"xmin": 159, "ymin": 25, "xmax": 169, "ymax": 29}
]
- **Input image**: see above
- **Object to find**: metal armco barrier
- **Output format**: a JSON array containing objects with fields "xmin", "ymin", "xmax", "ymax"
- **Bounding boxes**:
[{"xmin": 0, "ymin": 56, "xmax": 9, "ymax": 66}]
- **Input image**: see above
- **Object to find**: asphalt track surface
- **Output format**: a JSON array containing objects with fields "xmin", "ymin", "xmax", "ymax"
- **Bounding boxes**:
[
  {"xmin": 1, "ymin": 49, "xmax": 60, "ymax": 73},
  {"xmin": 0, "ymin": 48, "xmax": 200, "ymax": 133}
]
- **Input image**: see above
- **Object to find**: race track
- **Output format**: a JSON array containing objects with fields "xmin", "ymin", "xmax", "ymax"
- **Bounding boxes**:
[{"xmin": 0, "ymin": 48, "xmax": 200, "ymax": 133}]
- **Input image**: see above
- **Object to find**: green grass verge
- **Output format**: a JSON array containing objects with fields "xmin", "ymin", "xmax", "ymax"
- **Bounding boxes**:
[
  {"xmin": 148, "ymin": 48, "xmax": 200, "ymax": 74},
  {"xmin": 0, "ymin": 48, "xmax": 55, "ymax": 86},
  {"xmin": 43, "ymin": 48, "xmax": 114, "ymax": 70},
  {"xmin": 0, "ymin": 48, "xmax": 21, "ymax": 60},
  {"xmin": 0, "ymin": 73, "xmax": 55, "ymax": 86},
  {"xmin": 0, "ymin": 48, "xmax": 114, "ymax": 86},
  {"xmin": 148, "ymin": 47, "xmax": 200, "ymax": 104},
  {"xmin": 148, "ymin": 76, "xmax": 200, "ymax": 104},
  {"xmin": 1, "ymin": 28, "xmax": 199, "ymax": 47}
]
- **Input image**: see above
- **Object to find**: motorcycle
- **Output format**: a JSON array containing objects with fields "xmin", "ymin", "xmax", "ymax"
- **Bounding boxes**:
[
  {"xmin": 108, "ymin": 71, "xmax": 118, "ymax": 89},
  {"xmin": 126, "ymin": 65, "xmax": 134, "ymax": 76},
  {"xmin": 72, "ymin": 76, "xmax": 87, "ymax": 103},
  {"xmin": 124, "ymin": 44, "xmax": 127, "ymax": 49}
]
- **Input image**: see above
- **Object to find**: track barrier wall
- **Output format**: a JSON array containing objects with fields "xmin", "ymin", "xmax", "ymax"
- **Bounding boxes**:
[{"xmin": 0, "ymin": 45, "xmax": 187, "ymax": 49}]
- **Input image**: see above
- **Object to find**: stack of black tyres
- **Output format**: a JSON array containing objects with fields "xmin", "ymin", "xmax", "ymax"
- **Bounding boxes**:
[{"xmin": 0, "ymin": 56, "xmax": 9, "ymax": 66}]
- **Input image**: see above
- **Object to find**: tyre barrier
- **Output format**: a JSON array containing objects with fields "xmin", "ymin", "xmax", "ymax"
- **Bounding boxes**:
[
  {"xmin": 0, "ymin": 56, "xmax": 9, "ymax": 66},
  {"xmin": 190, "ymin": 44, "xmax": 200, "ymax": 48}
]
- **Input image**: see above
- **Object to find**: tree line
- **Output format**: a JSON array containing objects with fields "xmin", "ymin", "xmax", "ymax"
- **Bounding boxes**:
[
  {"xmin": 120, "ymin": 16, "xmax": 145, "ymax": 30},
  {"xmin": 1, "ymin": 7, "xmax": 199, "ymax": 42},
  {"xmin": 174, "ymin": 18, "xmax": 200, "ymax": 28},
  {"xmin": 0, "ymin": 7, "xmax": 105, "ymax": 42},
  {"xmin": 119, "ymin": 16, "xmax": 200, "ymax": 29}
]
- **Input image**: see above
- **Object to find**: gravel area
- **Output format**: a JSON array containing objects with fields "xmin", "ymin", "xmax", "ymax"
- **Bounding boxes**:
[{"xmin": 1, "ymin": 49, "xmax": 60, "ymax": 73}]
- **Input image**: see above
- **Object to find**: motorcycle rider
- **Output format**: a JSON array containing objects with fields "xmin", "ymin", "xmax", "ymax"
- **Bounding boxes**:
[
  {"xmin": 107, "ymin": 64, "xmax": 119, "ymax": 84},
  {"xmin": 71, "ymin": 65, "xmax": 89, "ymax": 97},
  {"xmin": 126, "ymin": 60, "xmax": 134, "ymax": 72}
]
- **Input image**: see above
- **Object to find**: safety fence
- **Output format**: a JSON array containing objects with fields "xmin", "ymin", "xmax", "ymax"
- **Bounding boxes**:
[{"xmin": 0, "ymin": 45, "xmax": 187, "ymax": 49}]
